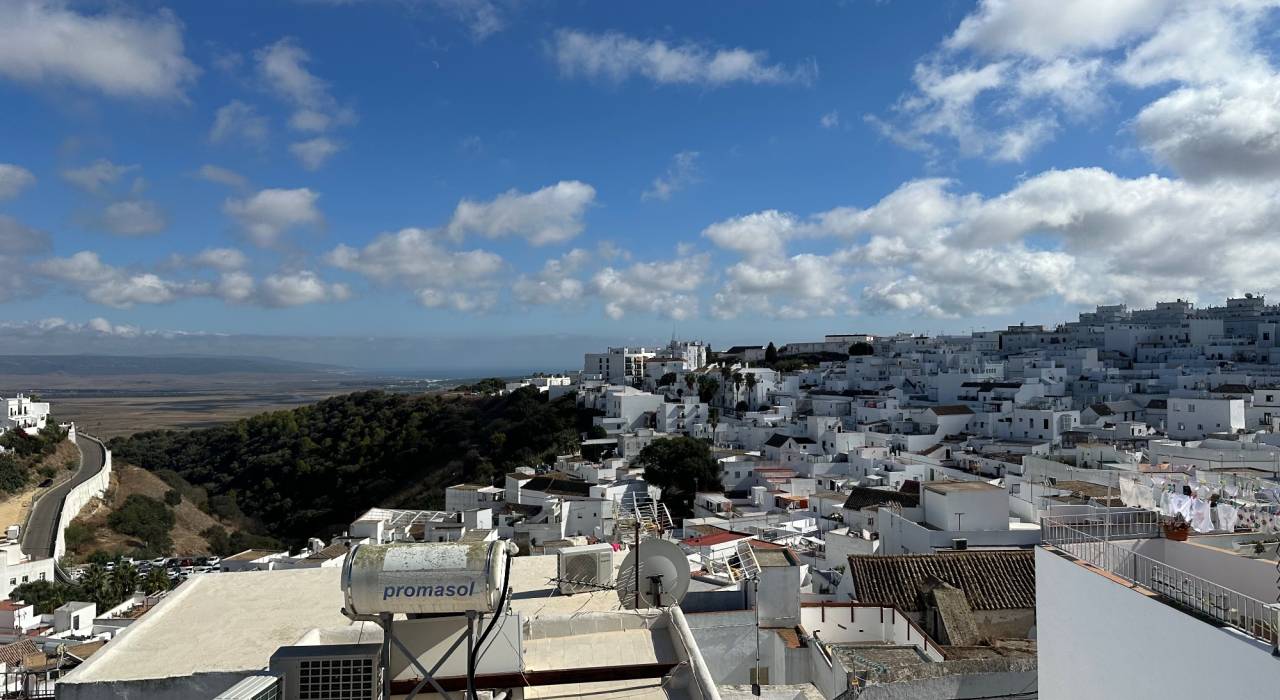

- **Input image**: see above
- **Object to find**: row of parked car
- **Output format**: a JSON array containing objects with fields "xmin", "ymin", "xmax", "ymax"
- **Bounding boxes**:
[{"xmin": 73, "ymin": 556, "xmax": 224, "ymax": 582}]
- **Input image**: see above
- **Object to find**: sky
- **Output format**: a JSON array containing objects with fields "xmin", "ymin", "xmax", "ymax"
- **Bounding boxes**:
[{"xmin": 2, "ymin": 0, "xmax": 1280, "ymax": 370}]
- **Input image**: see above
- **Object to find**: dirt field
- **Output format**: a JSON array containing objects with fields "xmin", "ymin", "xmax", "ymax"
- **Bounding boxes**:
[
  {"xmin": 69, "ymin": 464, "xmax": 235, "ymax": 558},
  {"xmin": 0, "ymin": 371, "xmax": 443, "ymax": 438},
  {"xmin": 0, "ymin": 440, "xmax": 81, "ymax": 533}
]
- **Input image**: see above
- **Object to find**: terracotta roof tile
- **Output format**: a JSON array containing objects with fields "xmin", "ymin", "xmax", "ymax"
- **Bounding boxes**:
[{"xmin": 847, "ymin": 551, "xmax": 1035, "ymax": 612}]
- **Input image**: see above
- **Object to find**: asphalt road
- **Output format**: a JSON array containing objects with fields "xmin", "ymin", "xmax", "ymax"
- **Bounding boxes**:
[{"xmin": 21, "ymin": 434, "xmax": 107, "ymax": 560}]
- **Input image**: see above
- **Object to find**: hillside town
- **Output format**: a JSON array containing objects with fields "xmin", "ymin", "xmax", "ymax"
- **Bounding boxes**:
[{"xmin": 0, "ymin": 296, "xmax": 1273, "ymax": 698}]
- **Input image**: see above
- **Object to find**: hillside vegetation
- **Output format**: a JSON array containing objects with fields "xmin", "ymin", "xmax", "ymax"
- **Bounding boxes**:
[{"xmin": 109, "ymin": 387, "xmax": 583, "ymax": 543}]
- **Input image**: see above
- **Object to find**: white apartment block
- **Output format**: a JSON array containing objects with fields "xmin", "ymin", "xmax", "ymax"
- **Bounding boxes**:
[{"xmin": 3, "ymin": 395, "xmax": 49, "ymax": 436}]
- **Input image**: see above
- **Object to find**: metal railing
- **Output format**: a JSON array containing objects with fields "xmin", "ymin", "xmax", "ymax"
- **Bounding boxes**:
[{"xmin": 1041, "ymin": 516, "xmax": 1279, "ymax": 648}]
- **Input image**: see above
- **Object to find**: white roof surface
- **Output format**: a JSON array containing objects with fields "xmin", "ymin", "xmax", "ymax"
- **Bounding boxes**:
[{"xmin": 61, "ymin": 567, "xmax": 379, "ymax": 684}]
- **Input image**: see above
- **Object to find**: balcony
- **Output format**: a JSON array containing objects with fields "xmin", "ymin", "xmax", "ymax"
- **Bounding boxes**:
[{"xmin": 1041, "ymin": 511, "xmax": 1279, "ymax": 650}]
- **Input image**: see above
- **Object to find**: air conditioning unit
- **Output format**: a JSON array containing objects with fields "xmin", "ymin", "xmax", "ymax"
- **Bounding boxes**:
[
  {"xmin": 558, "ymin": 543, "xmax": 615, "ymax": 594},
  {"xmin": 952, "ymin": 538, "xmax": 968, "ymax": 550},
  {"xmin": 270, "ymin": 642, "xmax": 381, "ymax": 700}
]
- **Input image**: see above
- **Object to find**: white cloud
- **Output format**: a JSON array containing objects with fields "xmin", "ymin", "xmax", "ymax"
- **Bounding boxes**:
[
  {"xmin": 712, "ymin": 253, "xmax": 852, "ymax": 320},
  {"xmin": 820, "ymin": 110, "xmax": 840, "ymax": 129},
  {"xmin": 416, "ymin": 289, "xmax": 498, "ymax": 312},
  {"xmin": 590, "ymin": 254, "xmax": 708, "ymax": 320},
  {"xmin": 702, "ymin": 210, "xmax": 797, "ymax": 261},
  {"xmin": 257, "ymin": 38, "xmax": 355, "ymax": 137},
  {"xmin": 0, "ymin": 165, "xmax": 36, "ymax": 200},
  {"xmin": 290, "ymin": 137, "xmax": 343, "ymax": 170},
  {"xmin": 945, "ymin": 0, "xmax": 1173, "ymax": 59},
  {"xmin": 327, "ymin": 227, "xmax": 504, "ymax": 306},
  {"xmin": 99, "ymin": 200, "xmax": 166, "ymax": 236},
  {"xmin": 61, "ymin": 159, "xmax": 137, "ymax": 194},
  {"xmin": 210, "ymin": 100, "xmax": 269, "ymax": 146},
  {"xmin": 36, "ymin": 251, "xmax": 192, "ymax": 307},
  {"xmin": 196, "ymin": 164, "xmax": 249, "ymax": 189},
  {"xmin": 0, "ymin": 0, "xmax": 198, "ymax": 99},
  {"xmin": 259, "ymin": 270, "xmax": 350, "ymax": 307},
  {"xmin": 875, "ymin": 0, "xmax": 1280, "ymax": 166},
  {"xmin": 553, "ymin": 30, "xmax": 816, "ymax": 87},
  {"xmin": 431, "ymin": 0, "xmax": 505, "ymax": 40},
  {"xmin": 512, "ymin": 249, "xmax": 590, "ymax": 306},
  {"xmin": 224, "ymin": 188, "xmax": 324, "ymax": 248},
  {"xmin": 642, "ymin": 151, "xmax": 700, "ymax": 202},
  {"xmin": 216, "ymin": 271, "xmax": 256, "ymax": 303},
  {"xmin": 192, "ymin": 248, "xmax": 249, "ymax": 271},
  {"xmin": 446, "ymin": 181, "xmax": 596, "ymax": 245},
  {"xmin": 0, "ymin": 215, "xmax": 51, "ymax": 255}
]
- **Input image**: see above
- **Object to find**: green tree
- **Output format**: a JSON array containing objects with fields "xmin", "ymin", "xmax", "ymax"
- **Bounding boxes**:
[
  {"xmin": 696, "ymin": 376, "xmax": 720, "ymax": 404},
  {"xmin": 744, "ymin": 374, "xmax": 758, "ymax": 410},
  {"xmin": 635, "ymin": 437, "xmax": 722, "ymax": 517},
  {"xmin": 683, "ymin": 374, "xmax": 696, "ymax": 393},
  {"xmin": 64, "ymin": 522, "xmax": 94, "ymax": 552},
  {"xmin": 112, "ymin": 561, "xmax": 140, "ymax": 596},
  {"xmin": 657, "ymin": 372, "xmax": 677, "ymax": 387},
  {"xmin": 581, "ymin": 425, "xmax": 610, "ymax": 462},
  {"xmin": 0, "ymin": 454, "xmax": 28, "ymax": 493},
  {"xmin": 201, "ymin": 525, "xmax": 232, "ymax": 556},
  {"xmin": 107, "ymin": 495, "xmax": 174, "ymax": 556},
  {"xmin": 11, "ymin": 580, "xmax": 71, "ymax": 615},
  {"xmin": 849, "ymin": 341, "xmax": 874, "ymax": 356},
  {"xmin": 765, "ymin": 342, "xmax": 778, "ymax": 364},
  {"xmin": 143, "ymin": 566, "xmax": 171, "ymax": 595},
  {"xmin": 79, "ymin": 564, "xmax": 114, "ymax": 609},
  {"xmin": 163, "ymin": 489, "xmax": 182, "ymax": 506}
]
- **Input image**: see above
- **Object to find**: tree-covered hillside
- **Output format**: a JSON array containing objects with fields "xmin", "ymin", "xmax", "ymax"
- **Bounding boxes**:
[{"xmin": 108, "ymin": 387, "xmax": 583, "ymax": 543}]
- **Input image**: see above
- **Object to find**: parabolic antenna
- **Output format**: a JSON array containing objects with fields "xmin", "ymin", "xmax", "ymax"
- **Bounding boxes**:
[{"xmin": 617, "ymin": 537, "xmax": 691, "ymax": 609}]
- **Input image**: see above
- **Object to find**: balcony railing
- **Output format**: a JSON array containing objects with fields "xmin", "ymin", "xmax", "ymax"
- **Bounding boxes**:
[{"xmin": 1041, "ymin": 515, "xmax": 1279, "ymax": 649}]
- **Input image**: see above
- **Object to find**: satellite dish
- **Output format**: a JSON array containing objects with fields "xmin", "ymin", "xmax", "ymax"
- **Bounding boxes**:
[{"xmin": 617, "ymin": 538, "xmax": 691, "ymax": 609}]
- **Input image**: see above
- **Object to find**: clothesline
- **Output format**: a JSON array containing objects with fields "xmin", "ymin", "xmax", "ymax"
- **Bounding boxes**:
[{"xmin": 1117, "ymin": 468, "xmax": 1280, "ymax": 535}]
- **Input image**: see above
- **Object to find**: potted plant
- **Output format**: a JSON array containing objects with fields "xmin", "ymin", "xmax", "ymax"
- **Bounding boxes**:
[{"xmin": 1163, "ymin": 515, "xmax": 1190, "ymax": 541}]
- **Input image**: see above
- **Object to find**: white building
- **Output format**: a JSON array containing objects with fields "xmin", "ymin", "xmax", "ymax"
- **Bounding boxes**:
[
  {"xmin": 1167, "ymin": 396, "xmax": 1245, "ymax": 439},
  {"xmin": 3, "ymin": 395, "xmax": 49, "ymax": 436}
]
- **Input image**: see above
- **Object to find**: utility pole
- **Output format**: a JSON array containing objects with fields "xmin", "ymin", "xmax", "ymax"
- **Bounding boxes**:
[{"xmin": 752, "ymin": 575, "xmax": 761, "ymax": 696}]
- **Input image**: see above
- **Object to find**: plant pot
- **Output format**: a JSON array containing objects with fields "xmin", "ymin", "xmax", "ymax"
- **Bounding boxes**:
[{"xmin": 1163, "ymin": 523, "xmax": 1190, "ymax": 541}]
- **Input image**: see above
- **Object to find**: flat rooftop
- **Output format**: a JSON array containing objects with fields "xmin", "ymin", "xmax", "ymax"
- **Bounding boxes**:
[
  {"xmin": 507, "ymin": 553, "xmax": 631, "ymax": 618},
  {"xmin": 923, "ymin": 481, "xmax": 1003, "ymax": 494},
  {"xmin": 60, "ymin": 567, "xmax": 379, "ymax": 685}
]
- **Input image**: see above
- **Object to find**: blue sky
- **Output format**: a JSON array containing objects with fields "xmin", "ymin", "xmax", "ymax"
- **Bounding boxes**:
[{"xmin": 2, "ymin": 1, "xmax": 1280, "ymax": 368}]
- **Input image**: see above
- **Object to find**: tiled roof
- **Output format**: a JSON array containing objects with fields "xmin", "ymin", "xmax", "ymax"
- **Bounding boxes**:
[
  {"xmin": 928, "ymin": 405, "xmax": 974, "ymax": 415},
  {"xmin": 305, "ymin": 543, "xmax": 349, "ymax": 561},
  {"xmin": 0, "ymin": 639, "xmax": 38, "ymax": 667},
  {"xmin": 682, "ymin": 528, "xmax": 750, "ymax": 547},
  {"xmin": 842, "ymin": 486, "xmax": 919, "ymax": 511},
  {"xmin": 846, "ymin": 551, "xmax": 1035, "ymax": 612}
]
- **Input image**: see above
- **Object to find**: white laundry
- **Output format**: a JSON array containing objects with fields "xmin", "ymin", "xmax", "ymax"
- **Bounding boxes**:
[
  {"xmin": 1189, "ymin": 499, "xmax": 1214, "ymax": 533},
  {"xmin": 1215, "ymin": 504, "xmax": 1238, "ymax": 532}
]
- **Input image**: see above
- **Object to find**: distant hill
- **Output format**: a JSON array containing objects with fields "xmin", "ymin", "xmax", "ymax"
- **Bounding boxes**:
[
  {"xmin": 108, "ymin": 387, "xmax": 586, "ymax": 543},
  {"xmin": 0, "ymin": 354, "xmax": 343, "ymax": 376}
]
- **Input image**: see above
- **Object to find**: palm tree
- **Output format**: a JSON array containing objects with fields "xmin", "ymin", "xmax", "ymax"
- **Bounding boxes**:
[
  {"xmin": 745, "ymin": 374, "xmax": 758, "ymax": 410},
  {"xmin": 79, "ymin": 564, "xmax": 111, "ymax": 608},
  {"xmin": 684, "ymin": 374, "xmax": 696, "ymax": 393},
  {"xmin": 113, "ymin": 561, "xmax": 140, "ymax": 597},
  {"xmin": 143, "ymin": 567, "xmax": 171, "ymax": 595},
  {"xmin": 732, "ymin": 373, "xmax": 744, "ymax": 413}
]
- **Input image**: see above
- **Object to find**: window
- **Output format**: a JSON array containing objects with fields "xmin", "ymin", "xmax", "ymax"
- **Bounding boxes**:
[
  {"xmin": 7, "ymin": 578, "xmax": 12, "ymax": 586},
  {"xmin": 20, "ymin": 576, "xmax": 27, "ymax": 583}
]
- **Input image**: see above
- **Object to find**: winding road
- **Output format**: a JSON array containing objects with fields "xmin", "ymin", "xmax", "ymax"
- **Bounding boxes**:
[{"xmin": 21, "ymin": 433, "xmax": 107, "ymax": 560}]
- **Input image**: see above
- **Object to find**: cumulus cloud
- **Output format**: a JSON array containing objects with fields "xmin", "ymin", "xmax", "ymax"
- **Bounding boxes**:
[
  {"xmin": 36, "ymin": 251, "xmax": 194, "ymax": 307},
  {"xmin": 210, "ymin": 100, "xmax": 269, "ymax": 146},
  {"xmin": 512, "ymin": 249, "xmax": 590, "ymax": 306},
  {"xmin": 0, "ymin": 215, "xmax": 51, "ymax": 255},
  {"xmin": 290, "ymin": 137, "xmax": 342, "ymax": 170},
  {"xmin": 224, "ymin": 188, "xmax": 324, "ymax": 248},
  {"xmin": 712, "ymin": 253, "xmax": 852, "ymax": 320},
  {"xmin": 191, "ymin": 247, "xmax": 249, "ymax": 271},
  {"xmin": 553, "ymin": 30, "xmax": 816, "ymax": 87},
  {"xmin": 642, "ymin": 151, "xmax": 700, "ymax": 202},
  {"xmin": 257, "ymin": 38, "xmax": 355, "ymax": 147},
  {"xmin": 196, "ymin": 164, "xmax": 249, "ymax": 189},
  {"xmin": 327, "ymin": 227, "xmax": 504, "ymax": 308},
  {"xmin": 590, "ymin": 254, "xmax": 708, "ymax": 320},
  {"xmin": 446, "ymin": 181, "xmax": 596, "ymax": 245},
  {"xmin": 258, "ymin": 270, "xmax": 350, "ymax": 307},
  {"xmin": 820, "ymin": 110, "xmax": 840, "ymax": 129},
  {"xmin": 61, "ymin": 159, "xmax": 137, "ymax": 194},
  {"xmin": 0, "ymin": 164, "xmax": 36, "ymax": 200},
  {"xmin": 873, "ymin": 0, "xmax": 1280, "ymax": 167},
  {"xmin": 98, "ymin": 200, "xmax": 167, "ymax": 236},
  {"xmin": 0, "ymin": 0, "xmax": 198, "ymax": 99},
  {"xmin": 701, "ymin": 209, "xmax": 798, "ymax": 262}
]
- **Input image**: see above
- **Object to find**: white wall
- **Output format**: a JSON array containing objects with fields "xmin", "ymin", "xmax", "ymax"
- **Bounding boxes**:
[
  {"xmin": 54, "ymin": 434, "xmax": 113, "ymax": 559},
  {"xmin": 1037, "ymin": 547, "xmax": 1280, "ymax": 700}
]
